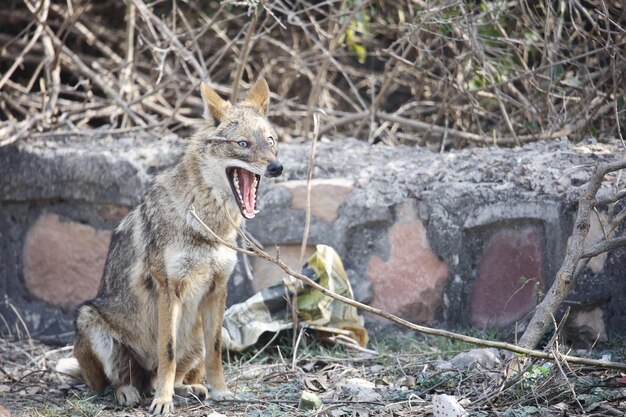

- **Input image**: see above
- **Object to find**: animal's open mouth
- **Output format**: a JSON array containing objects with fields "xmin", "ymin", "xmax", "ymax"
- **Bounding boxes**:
[{"xmin": 226, "ymin": 167, "xmax": 261, "ymax": 219}]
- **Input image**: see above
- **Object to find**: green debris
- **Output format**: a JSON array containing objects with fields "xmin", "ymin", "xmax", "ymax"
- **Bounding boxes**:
[{"xmin": 298, "ymin": 391, "xmax": 322, "ymax": 410}]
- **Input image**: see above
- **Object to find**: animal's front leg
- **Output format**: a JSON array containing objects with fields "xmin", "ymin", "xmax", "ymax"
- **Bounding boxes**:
[
  {"xmin": 149, "ymin": 285, "xmax": 182, "ymax": 415},
  {"xmin": 200, "ymin": 277, "xmax": 233, "ymax": 400}
]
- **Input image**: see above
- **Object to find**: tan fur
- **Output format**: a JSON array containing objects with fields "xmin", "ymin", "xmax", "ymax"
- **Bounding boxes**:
[
  {"xmin": 201, "ymin": 82, "xmax": 231, "ymax": 122},
  {"xmin": 71, "ymin": 79, "xmax": 281, "ymax": 415},
  {"xmin": 244, "ymin": 78, "xmax": 270, "ymax": 115}
]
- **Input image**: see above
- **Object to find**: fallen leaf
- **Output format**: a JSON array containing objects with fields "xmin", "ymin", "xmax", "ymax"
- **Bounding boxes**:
[
  {"xmin": 397, "ymin": 375, "xmax": 416, "ymax": 389},
  {"xmin": 304, "ymin": 377, "xmax": 327, "ymax": 393}
]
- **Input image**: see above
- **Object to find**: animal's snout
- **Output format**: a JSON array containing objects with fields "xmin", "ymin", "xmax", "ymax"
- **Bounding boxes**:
[{"xmin": 265, "ymin": 161, "xmax": 283, "ymax": 178}]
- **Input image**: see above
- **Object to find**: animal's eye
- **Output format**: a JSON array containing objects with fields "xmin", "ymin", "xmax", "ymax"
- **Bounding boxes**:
[
  {"xmin": 267, "ymin": 136, "xmax": 276, "ymax": 146},
  {"xmin": 238, "ymin": 140, "xmax": 250, "ymax": 148}
]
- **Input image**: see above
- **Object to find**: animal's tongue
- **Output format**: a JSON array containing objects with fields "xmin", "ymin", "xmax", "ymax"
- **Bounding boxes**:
[{"xmin": 237, "ymin": 168, "xmax": 256, "ymax": 217}]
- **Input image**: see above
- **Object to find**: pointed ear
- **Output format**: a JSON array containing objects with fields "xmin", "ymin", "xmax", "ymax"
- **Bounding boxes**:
[
  {"xmin": 245, "ymin": 78, "xmax": 270, "ymax": 115},
  {"xmin": 201, "ymin": 82, "xmax": 231, "ymax": 124}
]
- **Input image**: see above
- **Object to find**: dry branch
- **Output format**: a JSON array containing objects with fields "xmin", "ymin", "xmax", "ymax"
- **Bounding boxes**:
[
  {"xmin": 519, "ymin": 159, "xmax": 626, "ymax": 350},
  {"xmin": 0, "ymin": 0, "xmax": 49, "ymax": 91},
  {"xmin": 230, "ymin": 18, "xmax": 256, "ymax": 103},
  {"xmin": 1, "ymin": 0, "xmax": 624, "ymax": 145}
]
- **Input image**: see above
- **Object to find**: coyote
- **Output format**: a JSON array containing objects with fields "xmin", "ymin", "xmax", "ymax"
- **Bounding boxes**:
[{"xmin": 60, "ymin": 79, "xmax": 282, "ymax": 414}]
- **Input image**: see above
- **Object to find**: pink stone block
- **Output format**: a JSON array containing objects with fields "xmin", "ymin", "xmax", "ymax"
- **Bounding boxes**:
[
  {"xmin": 24, "ymin": 214, "xmax": 111, "ymax": 309},
  {"xmin": 470, "ymin": 226, "xmax": 546, "ymax": 328},
  {"xmin": 367, "ymin": 202, "xmax": 449, "ymax": 323},
  {"xmin": 99, "ymin": 204, "xmax": 129, "ymax": 221}
]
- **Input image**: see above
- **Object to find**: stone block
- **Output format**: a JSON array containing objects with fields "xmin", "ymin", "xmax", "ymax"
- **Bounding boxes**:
[
  {"xmin": 4, "ymin": 136, "xmax": 626, "ymax": 341},
  {"xmin": 469, "ymin": 226, "xmax": 546, "ymax": 328},
  {"xmin": 250, "ymin": 244, "xmax": 315, "ymax": 292},
  {"xmin": 277, "ymin": 178, "xmax": 354, "ymax": 221},
  {"xmin": 563, "ymin": 306, "xmax": 608, "ymax": 347},
  {"xmin": 23, "ymin": 213, "xmax": 111, "ymax": 309},
  {"xmin": 583, "ymin": 212, "xmax": 608, "ymax": 274},
  {"xmin": 367, "ymin": 202, "xmax": 449, "ymax": 323},
  {"xmin": 99, "ymin": 204, "xmax": 129, "ymax": 221}
]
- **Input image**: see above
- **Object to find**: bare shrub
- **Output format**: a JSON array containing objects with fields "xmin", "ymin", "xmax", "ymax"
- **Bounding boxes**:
[{"xmin": 0, "ymin": 0, "xmax": 624, "ymax": 147}]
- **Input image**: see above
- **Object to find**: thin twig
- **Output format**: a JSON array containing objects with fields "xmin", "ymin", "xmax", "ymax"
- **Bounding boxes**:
[
  {"xmin": 230, "ymin": 17, "xmax": 257, "ymax": 103},
  {"xmin": 291, "ymin": 325, "xmax": 306, "ymax": 371},
  {"xmin": 0, "ymin": 0, "xmax": 49, "ymax": 91}
]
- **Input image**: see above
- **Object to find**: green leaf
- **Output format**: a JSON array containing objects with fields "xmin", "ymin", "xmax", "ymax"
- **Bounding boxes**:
[
  {"xmin": 561, "ymin": 76, "xmax": 582, "ymax": 88},
  {"xmin": 345, "ymin": 26, "xmax": 368, "ymax": 64}
]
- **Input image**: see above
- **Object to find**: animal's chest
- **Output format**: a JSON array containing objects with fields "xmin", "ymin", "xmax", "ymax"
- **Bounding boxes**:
[
  {"xmin": 164, "ymin": 243, "xmax": 237, "ymax": 285},
  {"xmin": 165, "ymin": 243, "xmax": 237, "ymax": 338},
  {"xmin": 207, "ymin": 243, "xmax": 238, "ymax": 279}
]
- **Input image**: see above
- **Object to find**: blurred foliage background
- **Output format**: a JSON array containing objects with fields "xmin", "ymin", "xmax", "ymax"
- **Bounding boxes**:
[{"xmin": 1, "ymin": 0, "xmax": 624, "ymax": 148}]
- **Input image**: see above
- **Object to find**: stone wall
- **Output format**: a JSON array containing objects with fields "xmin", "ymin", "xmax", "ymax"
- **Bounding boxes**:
[{"xmin": 1, "ymin": 136, "xmax": 624, "ymax": 345}]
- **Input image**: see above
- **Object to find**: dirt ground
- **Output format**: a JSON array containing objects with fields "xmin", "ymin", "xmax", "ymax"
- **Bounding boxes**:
[{"xmin": 1, "ymin": 332, "xmax": 626, "ymax": 417}]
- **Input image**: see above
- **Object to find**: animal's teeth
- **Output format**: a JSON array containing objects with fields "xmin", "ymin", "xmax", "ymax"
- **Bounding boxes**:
[
  {"xmin": 253, "ymin": 210, "xmax": 259, "ymax": 214},
  {"xmin": 233, "ymin": 171, "xmax": 241, "ymax": 201}
]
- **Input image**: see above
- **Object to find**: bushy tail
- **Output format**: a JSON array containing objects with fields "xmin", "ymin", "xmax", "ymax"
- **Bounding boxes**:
[{"xmin": 55, "ymin": 357, "xmax": 83, "ymax": 381}]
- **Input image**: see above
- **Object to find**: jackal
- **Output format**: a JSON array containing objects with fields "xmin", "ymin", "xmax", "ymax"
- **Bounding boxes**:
[{"xmin": 60, "ymin": 79, "xmax": 282, "ymax": 414}]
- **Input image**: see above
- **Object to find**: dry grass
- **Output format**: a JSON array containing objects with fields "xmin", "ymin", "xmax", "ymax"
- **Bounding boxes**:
[
  {"xmin": 0, "ymin": 0, "xmax": 624, "ymax": 148},
  {"xmin": 2, "ymin": 332, "xmax": 626, "ymax": 416}
]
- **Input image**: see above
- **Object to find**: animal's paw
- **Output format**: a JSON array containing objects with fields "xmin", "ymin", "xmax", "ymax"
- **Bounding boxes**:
[
  {"xmin": 115, "ymin": 385, "xmax": 141, "ymax": 407},
  {"xmin": 174, "ymin": 383, "xmax": 209, "ymax": 400},
  {"xmin": 209, "ymin": 388, "xmax": 235, "ymax": 401},
  {"xmin": 149, "ymin": 396, "xmax": 175, "ymax": 415}
]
